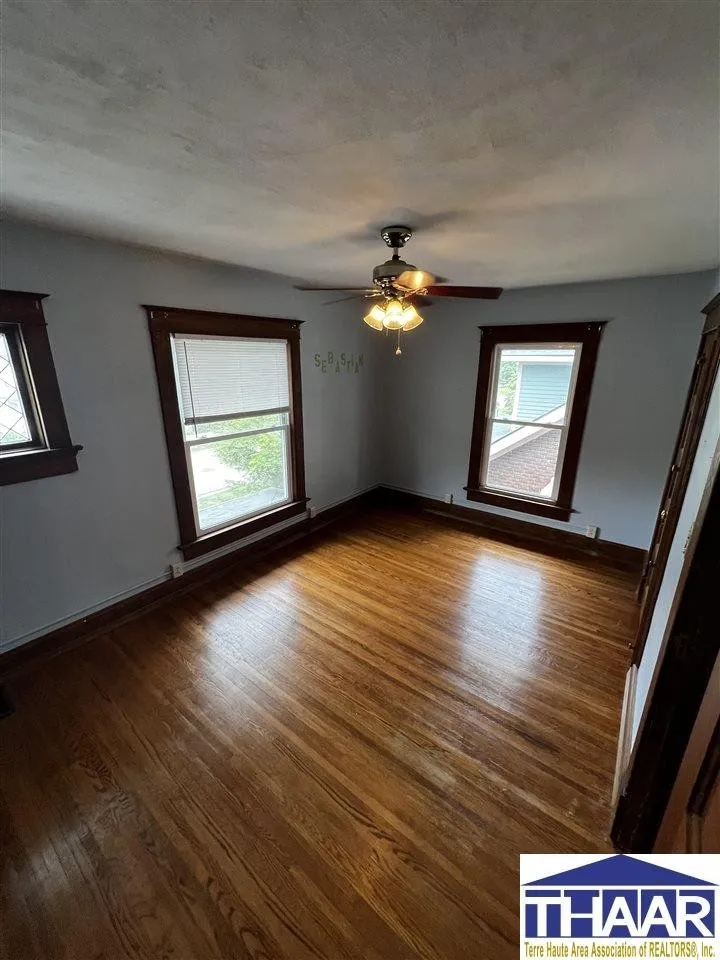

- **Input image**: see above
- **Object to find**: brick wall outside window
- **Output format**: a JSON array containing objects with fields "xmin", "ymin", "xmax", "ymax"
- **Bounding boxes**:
[{"xmin": 487, "ymin": 429, "xmax": 560, "ymax": 495}]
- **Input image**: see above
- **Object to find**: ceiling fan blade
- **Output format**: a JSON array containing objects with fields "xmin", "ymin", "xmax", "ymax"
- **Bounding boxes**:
[
  {"xmin": 425, "ymin": 285, "xmax": 503, "ymax": 300},
  {"xmin": 294, "ymin": 285, "xmax": 374, "ymax": 292},
  {"xmin": 323, "ymin": 291, "xmax": 382, "ymax": 305},
  {"xmin": 395, "ymin": 269, "xmax": 437, "ymax": 292}
]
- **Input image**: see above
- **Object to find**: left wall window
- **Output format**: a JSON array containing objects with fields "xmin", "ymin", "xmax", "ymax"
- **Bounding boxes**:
[
  {"xmin": 0, "ymin": 290, "xmax": 81, "ymax": 485},
  {"xmin": 147, "ymin": 305, "xmax": 307, "ymax": 560}
]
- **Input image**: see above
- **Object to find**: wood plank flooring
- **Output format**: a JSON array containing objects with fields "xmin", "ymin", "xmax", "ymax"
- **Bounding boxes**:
[{"xmin": 0, "ymin": 510, "xmax": 637, "ymax": 959}]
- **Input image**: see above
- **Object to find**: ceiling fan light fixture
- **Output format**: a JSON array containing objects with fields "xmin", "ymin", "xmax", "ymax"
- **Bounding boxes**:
[
  {"xmin": 363, "ymin": 303, "xmax": 386, "ymax": 330},
  {"xmin": 333, "ymin": 225, "xmax": 503, "ymax": 351}
]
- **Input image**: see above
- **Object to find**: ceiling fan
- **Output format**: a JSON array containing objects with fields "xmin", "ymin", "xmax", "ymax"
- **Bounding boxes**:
[{"xmin": 295, "ymin": 225, "xmax": 503, "ymax": 354}]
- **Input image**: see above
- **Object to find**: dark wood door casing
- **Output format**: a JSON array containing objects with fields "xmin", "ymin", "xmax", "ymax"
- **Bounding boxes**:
[
  {"xmin": 613, "ymin": 469, "xmax": 720, "ymax": 851},
  {"xmin": 633, "ymin": 297, "xmax": 720, "ymax": 665}
]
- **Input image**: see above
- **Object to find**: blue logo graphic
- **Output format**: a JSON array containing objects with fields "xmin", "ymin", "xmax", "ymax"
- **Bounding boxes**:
[{"xmin": 522, "ymin": 855, "xmax": 717, "ymax": 939}]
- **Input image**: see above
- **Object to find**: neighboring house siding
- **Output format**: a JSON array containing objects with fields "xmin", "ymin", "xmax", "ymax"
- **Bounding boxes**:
[
  {"xmin": 488, "ymin": 429, "xmax": 560, "ymax": 495},
  {"xmin": 516, "ymin": 363, "xmax": 572, "ymax": 421}
]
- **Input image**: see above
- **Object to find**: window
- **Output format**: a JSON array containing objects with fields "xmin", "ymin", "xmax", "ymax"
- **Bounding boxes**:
[
  {"xmin": 0, "ymin": 290, "xmax": 81, "ymax": 485},
  {"xmin": 147, "ymin": 306, "xmax": 307, "ymax": 560},
  {"xmin": 467, "ymin": 322, "xmax": 605, "ymax": 520},
  {"xmin": 175, "ymin": 336, "xmax": 293, "ymax": 532}
]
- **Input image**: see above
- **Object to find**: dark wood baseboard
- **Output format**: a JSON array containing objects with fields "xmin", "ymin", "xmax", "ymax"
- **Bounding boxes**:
[
  {"xmin": 0, "ymin": 490, "xmax": 378, "ymax": 681},
  {"xmin": 375, "ymin": 486, "xmax": 647, "ymax": 575}
]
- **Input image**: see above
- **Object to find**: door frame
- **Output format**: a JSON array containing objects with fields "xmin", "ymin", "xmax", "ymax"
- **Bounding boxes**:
[
  {"xmin": 612, "ymin": 461, "xmax": 720, "ymax": 851},
  {"xmin": 653, "ymin": 651, "xmax": 720, "ymax": 851},
  {"xmin": 633, "ymin": 295, "xmax": 720, "ymax": 665}
]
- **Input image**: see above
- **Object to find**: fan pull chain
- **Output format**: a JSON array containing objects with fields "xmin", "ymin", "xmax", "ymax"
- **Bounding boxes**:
[{"xmin": 395, "ymin": 330, "xmax": 402, "ymax": 356}]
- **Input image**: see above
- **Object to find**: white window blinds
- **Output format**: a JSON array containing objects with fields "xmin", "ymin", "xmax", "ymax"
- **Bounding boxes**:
[{"xmin": 173, "ymin": 335, "xmax": 290, "ymax": 423}]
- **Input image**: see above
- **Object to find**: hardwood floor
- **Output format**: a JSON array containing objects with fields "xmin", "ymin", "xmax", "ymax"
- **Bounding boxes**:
[{"xmin": 0, "ymin": 509, "xmax": 637, "ymax": 959}]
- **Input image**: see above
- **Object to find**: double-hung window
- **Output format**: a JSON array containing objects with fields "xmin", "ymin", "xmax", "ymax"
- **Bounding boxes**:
[
  {"xmin": 467, "ymin": 322, "xmax": 605, "ymax": 521},
  {"xmin": 1, "ymin": 290, "xmax": 81, "ymax": 485},
  {"xmin": 147, "ymin": 306, "xmax": 306, "ymax": 559}
]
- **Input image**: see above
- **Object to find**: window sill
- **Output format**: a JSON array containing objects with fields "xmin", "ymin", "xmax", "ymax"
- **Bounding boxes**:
[
  {"xmin": 181, "ymin": 499, "xmax": 309, "ymax": 560},
  {"xmin": 0, "ymin": 444, "xmax": 82, "ymax": 486},
  {"xmin": 465, "ymin": 487, "xmax": 573, "ymax": 522}
]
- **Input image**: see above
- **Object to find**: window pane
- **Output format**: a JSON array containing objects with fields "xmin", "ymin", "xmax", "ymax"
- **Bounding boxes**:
[
  {"xmin": 493, "ymin": 345, "xmax": 578, "ymax": 425},
  {"xmin": 189, "ymin": 429, "xmax": 289, "ymax": 531},
  {"xmin": 184, "ymin": 411, "xmax": 289, "ymax": 441},
  {"xmin": 485, "ymin": 423, "xmax": 562, "ymax": 499},
  {"xmin": 0, "ymin": 331, "xmax": 33, "ymax": 446}
]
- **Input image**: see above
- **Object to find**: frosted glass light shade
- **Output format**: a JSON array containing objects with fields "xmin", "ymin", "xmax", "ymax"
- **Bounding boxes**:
[
  {"xmin": 382, "ymin": 299, "xmax": 405, "ymax": 330},
  {"xmin": 363, "ymin": 303, "xmax": 385, "ymax": 330},
  {"xmin": 401, "ymin": 305, "xmax": 424, "ymax": 331}
]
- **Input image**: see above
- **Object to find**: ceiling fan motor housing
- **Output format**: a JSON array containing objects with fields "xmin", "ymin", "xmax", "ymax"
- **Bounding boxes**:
[{"xmin": 373, "ymin": 258, "xmax": 417, "ymax": 286}]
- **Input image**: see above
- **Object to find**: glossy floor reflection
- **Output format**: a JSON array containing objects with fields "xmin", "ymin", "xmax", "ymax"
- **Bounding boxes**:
[{"xmin": 0, "ymin": 509, "xmax": 637, "ymax": 959}]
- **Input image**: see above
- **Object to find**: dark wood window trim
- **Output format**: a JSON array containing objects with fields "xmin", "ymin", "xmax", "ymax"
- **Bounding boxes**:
[
  {"xmin": 0, "ymin": 290, "xmax": 81, "ymax": 485},
  {"xmin": 146, "ymin": 305, "xmax": 307, "ymax": 561},
  {"xmin": 466, "ymin": 320, "xmax": 606, "ymax": 522}
]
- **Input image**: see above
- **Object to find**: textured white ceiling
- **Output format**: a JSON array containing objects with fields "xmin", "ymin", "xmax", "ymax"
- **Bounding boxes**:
[{"xmin": 1, "ymin": 0, "xmax": 718, "ymax": 288}]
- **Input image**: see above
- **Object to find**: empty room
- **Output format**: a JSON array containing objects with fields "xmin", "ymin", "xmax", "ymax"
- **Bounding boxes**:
[{"xmin": 1, "ymin": 1, "xmax": 719, "ymax": 958}]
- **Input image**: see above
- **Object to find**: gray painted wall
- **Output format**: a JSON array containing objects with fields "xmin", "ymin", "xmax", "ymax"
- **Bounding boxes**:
[
  {"xmin": 378, "ymin": 270, "xmax": 715, "ymax": 547},
  {"xmin": 0, "ymin": 221, "xmax": 382, "ymax": 648},
  {"xmin": 711, "ymin": 267, "xmax": 720, "ymax": 300}
]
